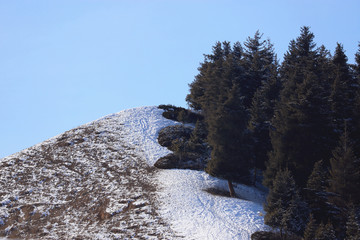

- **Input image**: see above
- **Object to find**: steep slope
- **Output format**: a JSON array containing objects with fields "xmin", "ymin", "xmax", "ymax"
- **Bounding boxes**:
[{"xmin": 0, "ymin": 106, "xmax": 267, "ymax": 239}]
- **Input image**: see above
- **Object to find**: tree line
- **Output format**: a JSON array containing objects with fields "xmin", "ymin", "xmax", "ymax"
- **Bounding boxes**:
[{"xmin": 186, "ymin": 26, "xmax": 360, "ymax": 239}]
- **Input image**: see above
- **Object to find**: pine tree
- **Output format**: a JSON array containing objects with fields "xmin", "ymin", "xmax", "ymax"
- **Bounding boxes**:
[
  {"xmin": 352, "ymin": 44, "xmax": 360, "ymax": 156},
  {"xmin": 187, "ymin": 37, "xmax": 277, "ymax": 191},
  {"xmin": 328, "ymin": 127, "xmax": 360, "ymax": 206},
  {"xmin": 264, "ymin": 27, "xmax": 334, "ymax": 189},
  {"xmin": 354, "ymin": 42, "xmax": 360, "ymax": 77},
  {"xmin": 187, "ymin": 42, "xmax": 252, "ymax": 196},
  {"xmin": 188, "ymin": 119, "xmax": 207, "ymax": 152},
  {"xmin": 330, "ymin": 43, "xmax": 357, "ymax": 135},
  {"xmin": 303, "ymin": 214, "xmax": 317, "ymax": 240},
  {"xmin": 327, "ymin": 126, "xmax": 360, "ymax": 236},
  {"xmin": 186, "ymin": 41, "xmax": 242, "ymax": 111},
  {"xmin": 248, "ymin": 62, "xmax": 281, "ymax": 179},
  {"xmin": 305, "ymin": 160, "xmax": 332, "ymax": 223},
  {"xmin": 264, "ymin": 169, "xmax": 308, "ymax": 236},
  {"xmin": 205, "ymin": 83, "xmax": 251, "ymax": 196},
  {"xmin": 242, "ymin": 31, "xmax": 277, "ymax": 108},
  {"xmin": 353, "ymin": 89, "xmax": 360, "ymax": 157},
  {"xmin": 315, "ymin": 222, "xmax": 337, "ymax": 240},
  {"xmin": 346, "ymin": 207, "xmax": 360, "ymax": 240}
]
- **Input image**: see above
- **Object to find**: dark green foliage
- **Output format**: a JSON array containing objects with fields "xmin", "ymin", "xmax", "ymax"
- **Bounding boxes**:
[
  {"xmin": 326, "ymin": 128, "xmax": 360, "ymax": 237},
  {"xmin": 355, "ymin": 43, "xmax": 360, "ymax": 76},
  {"xmin": 186, "ymin": 41, "xmax": 242, "ymax": 112},
  {"xmin": 330, "ymin": 43, "xmax": 357, "ymax": 135},
  {"xmin": 328, "ymin": 128, "xmax": 360, "ymax": 206},
  {"xmin": 315, "ymin": 222, "xmax": 337, "ymax": 240},
  {"xmin": 353, "ymin": 92, "xmax": 360, "ymax": 157},
  {"xmin": 264, "ymin": 169, "xmax": 308, "ymax": 236},
  {"xmin": 155, "ymin": 124, "xmax": 210, "ymax": 170},
  {"xmin": 206, "ymin": 84, "xmax": 251, "ymax": 183},
  {"xmin": 158, "ymin": 104, "xmax": 203, "ymax": 123},
  {"xmin": 248, "ymin": 68, "xmax": 281, "ymax": 171},
  {"xmin": 251, "ymin": 231, "xmax": 302, "ymax": 240},
  {"xmin": 351, "ymin": 42, "xmax": 360, "ymax": 85},
  {"xmin": 187, "ymin": 34, "xmax": 278, "ymax": 187},
  {"xmin": 187, "ymin": 120, "xmax": 208, "ymax": 153},
  {"xmin": 246, "ymin": 33, "xmax": 280, "ymax": 173},
  {"xmin": 186, "ymin": 41, "xmax": 253, "ymax": 186},
  {"xmin": 303, "ymin": 214, "xmax": 317, "ymax": 240},
  {"xmin": 352, "ymin": 44, "xmax": 360, "ymax": 156},
  {"xmin": 346, "ymin": 207, "xmax": 360, "ymax": 240},
  {"xmin": 306, "ymin": 160, "xmax": 328, "ymax": 192},
  {"xmin": 264, "ymin": 27, "xmax": 334, "ymax": 189},
  {"xmin": 182, "ymin": 29, "xmax": 360, "ymax": 238},
  {"xmin": 305, "ymin": 160, "xmax": 333, "ymax": 223},
  {"xmin": 242, "ymin": 31, "xmax": 277, "ymax": 108},
  {"xmin": 186, "ymin": 32, "xmax": 277, "ymax": 112}
]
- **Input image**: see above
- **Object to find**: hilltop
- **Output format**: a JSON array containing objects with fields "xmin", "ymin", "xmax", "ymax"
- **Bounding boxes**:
[{"xmin": 0, "ymin": 106, "xmax": 266, "ymax": 239}]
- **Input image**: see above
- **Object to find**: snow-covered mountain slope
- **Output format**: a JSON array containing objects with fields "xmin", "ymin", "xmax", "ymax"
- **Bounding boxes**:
[{"xmin": 0, "ymin": 106, "xmax": 267, "ymax": 239}]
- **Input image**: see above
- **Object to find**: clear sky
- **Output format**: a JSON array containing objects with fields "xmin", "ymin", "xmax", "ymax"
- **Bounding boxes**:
[{"xmin": 1, "ymin": 0, "xmax": 360, "ymax": 158}]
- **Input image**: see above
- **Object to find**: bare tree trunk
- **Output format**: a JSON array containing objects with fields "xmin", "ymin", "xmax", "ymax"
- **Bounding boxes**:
[{"xmin": 228, "ymin": 180, "xmax": 236, "ymax": 197}]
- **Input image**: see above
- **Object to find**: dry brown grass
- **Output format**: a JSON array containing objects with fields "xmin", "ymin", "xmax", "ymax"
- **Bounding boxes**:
[{"xmin": 0, "ymin": 123, "xmax": 179, "ymax": 239}]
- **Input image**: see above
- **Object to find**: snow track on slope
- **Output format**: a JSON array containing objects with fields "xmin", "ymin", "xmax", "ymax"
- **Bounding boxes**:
[{"xmin": 91, "ymin": 106, "xmax": 178, "ymax": 166}]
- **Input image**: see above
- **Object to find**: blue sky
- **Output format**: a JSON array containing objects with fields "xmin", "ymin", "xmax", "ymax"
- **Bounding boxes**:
[{"xmin": 1, "ymin": 0, "xmax": 360, "ymax": 158}]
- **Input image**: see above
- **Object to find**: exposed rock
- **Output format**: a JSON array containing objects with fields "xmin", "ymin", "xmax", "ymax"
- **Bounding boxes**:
[{"xmin": 157, "ymin": 125, "xmax": 192, "ymax": 149}]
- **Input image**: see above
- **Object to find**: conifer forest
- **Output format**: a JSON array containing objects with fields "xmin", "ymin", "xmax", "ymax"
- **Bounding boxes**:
[{"xmin": 185, "ymin": 26, "xmax": 360, "ymax": 239}]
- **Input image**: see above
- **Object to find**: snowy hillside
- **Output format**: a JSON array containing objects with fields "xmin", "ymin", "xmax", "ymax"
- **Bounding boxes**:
[{"xmin": 0, "ymin": 106, "xmax": 267, "ymax": 239}]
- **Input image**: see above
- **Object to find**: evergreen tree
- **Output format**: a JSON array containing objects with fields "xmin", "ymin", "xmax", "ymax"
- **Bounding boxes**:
[
  {"xmin": 264, "ymin": 27, "xmax": 333, "ymax": 189},
  {"xmin": 187, "ymin": 37, "xmax": 278, "ymax": 190},
  {"xmin": 346, "ymin": 207, "xmax": 360, "ymax": 240},
  {"xmin": 306, "ymin": 160, "xmax": 328, "ymax": 192},
  {"xmin": 242, "ymin": 31, "xmax": 277, "ymax": 108},
  {"xmin": 330, "ymin": 43, "xmax": 357, "ymax": 135},
  {"xmin": 354, "ymin": 42, "xmax": 360, "ymax": 77},
  {"xmin": 352, "ymin": 44, "xmax": 360, "ymax": 156},
  {"xmin": 264, "ymin": 169, "xmax": 308, "ymax": 236},
  {"xmin": 186, "ymin": 41, "xmax": 242, "ymax": 111},
  {"xmin": 305, "ymin": 160, "xmax": 332, "ymax": 223},
  {"xmin": 205, "ymin": 83, "xmax": 251, "ymax": 196},
  {"xmin": 248, "ymin": 62, "xmax": 281, "ymax": 176},
  {"xmin": 303, "ymin": 214, "xmax": 317, "ymax": 240},
  {"xmin": 328, "ymin": 127, "xmax": 360, "ymax": 206},
  {"xmin": 188, "ymin": 119, "xmax": 207, "ymax": 152},
  {"xmin": 186, "ymin": 41, "xmax": 252, "ymax": 196},
  {"xmin": 353, "ymin": 89, "xmax": 360, "ymax": 158},
  {"xmin": 327, "ymin": 127, "xmax": 360, "ymax": 237},
  {"xmin": 315, "ymin": 222, "xmax": 337, "ymax": 240},
  {"xmin": 241, "ymin": 32, "xmax": 279, "ymax": 184}
]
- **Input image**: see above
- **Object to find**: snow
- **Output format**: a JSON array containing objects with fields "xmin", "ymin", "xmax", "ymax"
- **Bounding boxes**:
[
  {"xmin": 89, "ymin": 106, "xmax": 177, "ymax": 166},
  {"xmin": 104, "ymin": 106, "xmax": 268, "ymax": 239},
  {"xmin": 0, "ymin": 106, "xmax": 268, "ymax": 239},
  {"xmin": 157, "ymin": 170, "xmax": 267, "ymax": 239}
]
